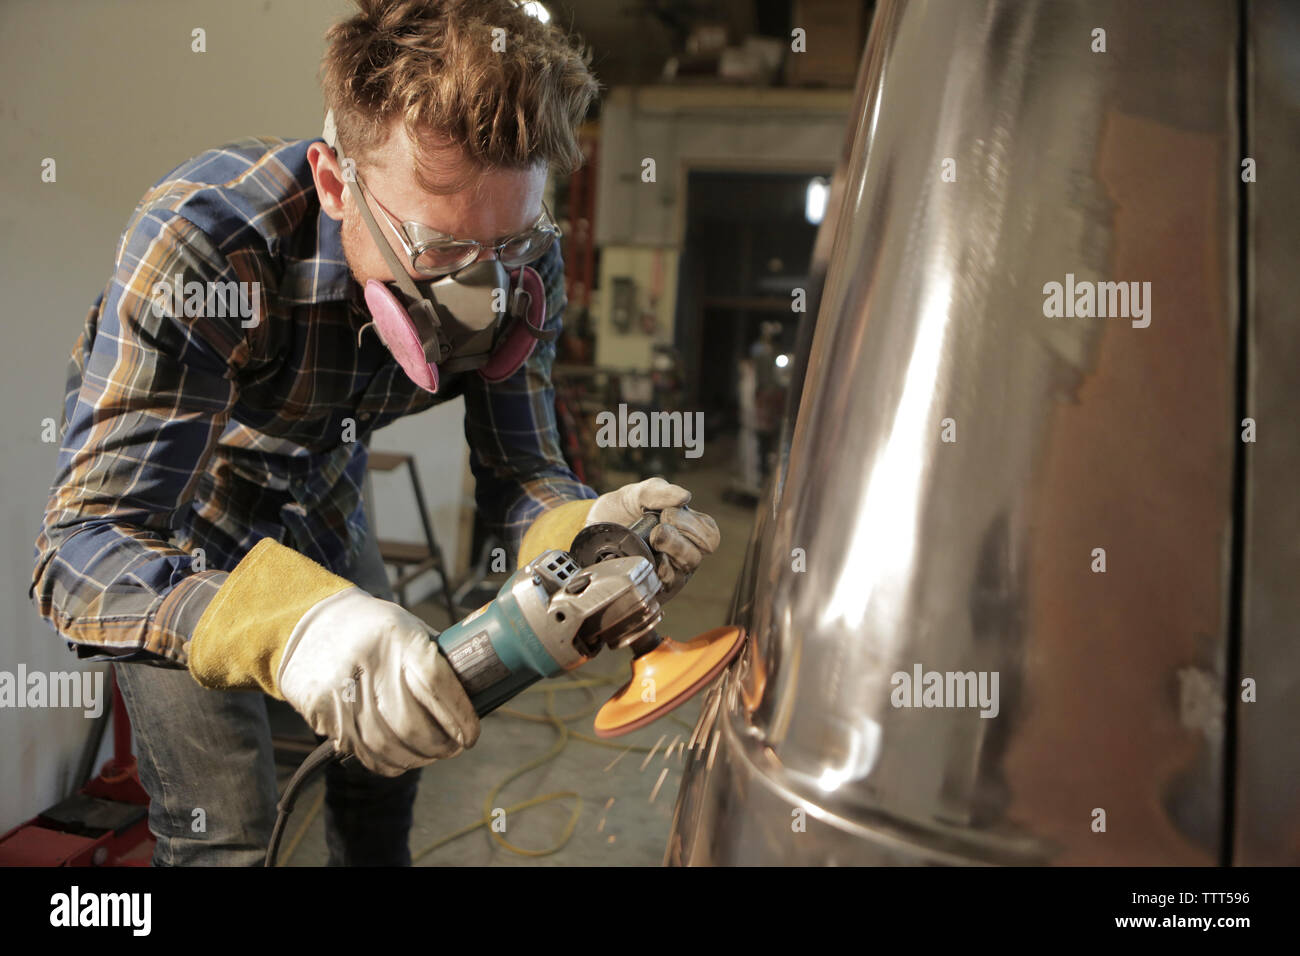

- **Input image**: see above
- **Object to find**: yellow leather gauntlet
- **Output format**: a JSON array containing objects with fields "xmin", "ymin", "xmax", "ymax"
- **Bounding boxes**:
[
  {"xmin": 188, "ymin": 538, "xmax": 353, "ymax": 696},
  {"xmin": 517, "ymin": 499, "xmax": 596, "ymax": 567}
]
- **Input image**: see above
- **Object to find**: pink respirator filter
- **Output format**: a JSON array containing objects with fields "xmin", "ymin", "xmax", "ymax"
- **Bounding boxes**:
[
  {"xmin": 365, "ymin": 278, "xmax": 439, "ymax": 393},
  {"xmin": 478, "ymin": 265, "xmax": 546, "ymax": 383}
]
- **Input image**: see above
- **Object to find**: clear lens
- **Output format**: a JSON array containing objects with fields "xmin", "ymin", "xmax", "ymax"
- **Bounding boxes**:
[
  {"xmin": 413, "ymin": 241, "xmax": 480, "ymax": 276},
  {"xmin": 498, "ymin": 229, "xmax": 557, "ymax": 266}
]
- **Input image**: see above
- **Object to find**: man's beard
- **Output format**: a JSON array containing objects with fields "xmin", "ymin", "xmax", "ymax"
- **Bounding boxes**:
[
  {"xmin": 339, "ymin": 210, "xmax": 378, "ymax": 331},
  {"xmin": 339, "ymin": 208, "xmax": 368, "ymax": 284}
]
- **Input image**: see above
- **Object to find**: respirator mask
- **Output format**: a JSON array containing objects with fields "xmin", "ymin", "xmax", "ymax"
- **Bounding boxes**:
[{"xmin": 322, "ymin": 110, "xmax": 558, "ymax": 393}]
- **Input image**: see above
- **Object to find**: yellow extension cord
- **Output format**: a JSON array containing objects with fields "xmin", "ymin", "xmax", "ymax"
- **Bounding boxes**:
[{"xmin": 277, "ymin": 669, "xmax": 696, "ymax": 865}]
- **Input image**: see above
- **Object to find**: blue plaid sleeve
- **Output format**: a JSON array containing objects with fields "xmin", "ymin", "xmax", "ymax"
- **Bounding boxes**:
[
  {"xmin": 31, "ymin": 210, "xmax": 255, "ymax": 664},
  {"xmin": 461, "ymin": 241, "xmax": 596, "ymax": 560}
]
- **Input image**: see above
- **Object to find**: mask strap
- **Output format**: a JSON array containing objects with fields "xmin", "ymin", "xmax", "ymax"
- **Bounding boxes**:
[
  {"xmin": 348, "ymin": 180, "xmax": 426, "ymax": 302},
  {"xmin": 324, "ymin": 111, "xmax": 445, "ymax": 343},
  {"xmin": 523, "ymin": 321, "xmax": 559, "ymax": 343},
  {"xmin": 506, "ymin": 266, "xmax": 559, "ymax": 342},
  {"xmin": 507, "ymin": 269, "xmax": 526, "ymax": 318}
]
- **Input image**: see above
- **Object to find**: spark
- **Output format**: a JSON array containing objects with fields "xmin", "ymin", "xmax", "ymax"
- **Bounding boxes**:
[
  {"xmin": 596, "ymin": 796, "xmax": 615, "ymax": 833},
  {"xmin": 639, "ymin": 734, "xmax": 667, "ymax": 770},
  {"xmin": 649, "ymin": 767, "xmax": 670, "ymax": 803},
  {"xmin": 603, "ymin": 747, "xmax": 632, "ymax": 773}
]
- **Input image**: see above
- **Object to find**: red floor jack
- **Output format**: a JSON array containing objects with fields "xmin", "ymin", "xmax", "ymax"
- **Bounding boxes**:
[{"xmin": 0, "ymin": 669, "xmax": 154, "ymax": 866}]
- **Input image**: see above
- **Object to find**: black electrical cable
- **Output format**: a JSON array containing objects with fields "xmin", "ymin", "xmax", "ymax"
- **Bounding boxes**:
[{"xmin": 265, "ymin": 740, "xmax": 339, "ymax": 867}]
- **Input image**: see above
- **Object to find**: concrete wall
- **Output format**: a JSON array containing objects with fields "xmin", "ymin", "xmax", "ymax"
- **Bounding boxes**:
[{"xmin": 0, "ymin": 0, "xmax": 467, "ymax": 833}]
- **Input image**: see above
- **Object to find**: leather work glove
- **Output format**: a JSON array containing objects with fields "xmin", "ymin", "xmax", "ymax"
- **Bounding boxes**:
[
  {"xmin": 277, "ymin": 589, "xmax": 479, "ymax": 777},
  {"xmin": 188, "ymin": 538, "xmax": 479, "ymax": 777},
  {"xmin": 584, "ymin": 477, "xmax": 722, "ymax": 597}
]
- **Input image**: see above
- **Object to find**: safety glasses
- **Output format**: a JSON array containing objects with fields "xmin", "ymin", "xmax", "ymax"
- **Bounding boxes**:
[{"xmin": 354, "ymin": 171, "xmax": 560, "ymax": 278}]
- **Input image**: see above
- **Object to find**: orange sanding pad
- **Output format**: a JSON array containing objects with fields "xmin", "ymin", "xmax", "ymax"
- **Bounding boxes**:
[{"xmin": 594, "ymin": 626, "xmax": 746, "ymax": 738}]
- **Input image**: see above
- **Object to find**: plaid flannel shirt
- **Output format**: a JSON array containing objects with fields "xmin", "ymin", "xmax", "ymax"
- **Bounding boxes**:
[{"xmin": 31, "ymin": 137, "xmax": 595, "ymax": 666}]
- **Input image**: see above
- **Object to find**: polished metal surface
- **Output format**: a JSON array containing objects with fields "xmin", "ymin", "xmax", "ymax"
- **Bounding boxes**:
[
  {"xmin": 1234, "ymin": 0, "xmax": 1300, "ymax": 866},
  {"xmin": 669, "ymin": 0, "xmax": 1244, "ymax": 865}
]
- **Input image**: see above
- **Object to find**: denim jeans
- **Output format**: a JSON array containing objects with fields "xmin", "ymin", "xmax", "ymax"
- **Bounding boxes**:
[{"xmin": 114, "ymin": 526, "xmax": 421, "ymax": 866}]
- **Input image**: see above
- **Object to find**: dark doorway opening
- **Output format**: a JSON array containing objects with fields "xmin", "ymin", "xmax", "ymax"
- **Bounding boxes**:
[{"xmin": 675, "ymin": 168, "xmax": 828, "ymax": 426}]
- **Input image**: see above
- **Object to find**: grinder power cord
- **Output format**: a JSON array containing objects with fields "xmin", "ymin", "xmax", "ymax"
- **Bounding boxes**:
[{"xmin": 250, "ymin": 490, "xmax": 737, "ymax": 867}]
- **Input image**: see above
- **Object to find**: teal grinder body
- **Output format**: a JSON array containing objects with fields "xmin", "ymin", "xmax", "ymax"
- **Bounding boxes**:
[
  {"xmin": 434, "ymin": 563, "xmax": 561, "ymax": 717},
  {"xmin": 433, "ymin": 548, "xmax": 663, "ymax": 717}
]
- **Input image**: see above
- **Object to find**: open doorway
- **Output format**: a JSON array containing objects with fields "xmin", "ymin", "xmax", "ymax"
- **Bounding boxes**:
[
  {"xmin": 675, "ymin": 168, "xmax": 829, "ymax": 495},
  {"xmin": 675, "ymin": 168, "xmax": 829, "ymax": 420}
]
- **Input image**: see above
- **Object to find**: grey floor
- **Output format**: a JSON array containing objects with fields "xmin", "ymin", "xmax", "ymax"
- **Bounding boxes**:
[{"xmin": 277, "ymin": 460, "xmax": 756, "ymax": 866}]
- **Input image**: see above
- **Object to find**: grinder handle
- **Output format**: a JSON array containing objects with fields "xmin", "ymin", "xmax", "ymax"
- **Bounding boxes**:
[
  {"xmin": 629, "ymin": 507, "xmax": 694, "ymax": 601},
  {"xmin": 628, "ymin": 510, "xmax": 661, "ymax": 541}
]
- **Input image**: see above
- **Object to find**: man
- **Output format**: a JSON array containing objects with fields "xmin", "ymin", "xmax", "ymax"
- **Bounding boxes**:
[{"xmin": 30, "ymin": 0, "xmax": 719, "ymax": 867}]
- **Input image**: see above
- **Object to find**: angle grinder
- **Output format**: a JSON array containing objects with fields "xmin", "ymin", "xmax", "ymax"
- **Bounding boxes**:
[
  {"xmin": 266, "ymin": 508, "xmax": 744, "ymax": 865},
  {"xmin": 435, "ymin": 508, "xmax": 745, "ymax": 736}
]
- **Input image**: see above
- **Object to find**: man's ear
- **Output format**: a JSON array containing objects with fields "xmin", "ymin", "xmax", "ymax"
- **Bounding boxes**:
[{"xmin": 307, "ymin": 142, "xmax": 348, "ymax": 221}]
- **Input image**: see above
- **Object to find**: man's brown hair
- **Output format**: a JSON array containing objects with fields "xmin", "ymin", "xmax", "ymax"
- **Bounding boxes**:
[{"xmin": 322, "ymin": 0, "xmax": 598, "ymax": 187}]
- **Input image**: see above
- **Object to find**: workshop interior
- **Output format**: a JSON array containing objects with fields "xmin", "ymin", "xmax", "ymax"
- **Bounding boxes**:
[{"xmin": 2, "ymin": 0, "xmax": 1297, "ymax": 874}]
